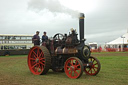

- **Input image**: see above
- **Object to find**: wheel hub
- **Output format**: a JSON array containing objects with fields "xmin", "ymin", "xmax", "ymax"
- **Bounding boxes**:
[
  {"xmin": 89, "ymin": 61, "xmax": 93, "ymax": 67},
  {"xmin": 70, "ymin": 66, "xmax": 75, "ymax": 71},
  {"xmin": 36, "ymin": 58, "xmax": 39, "ymax": 63}
]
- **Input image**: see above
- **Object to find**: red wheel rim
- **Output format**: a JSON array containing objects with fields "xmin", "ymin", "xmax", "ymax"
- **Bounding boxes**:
[
  {"xmin": 84, "ymin": 56, "xmax": 100, "ymax": 75},
  {"xmin": 64, "ymin": 57, "xmax": 83, "ymax": 79},
  {"xmin": 28, "ymin": 46, "xmax": 45, "ymax": 75}
]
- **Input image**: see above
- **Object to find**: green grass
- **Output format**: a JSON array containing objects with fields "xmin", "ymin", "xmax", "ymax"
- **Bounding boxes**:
[
  {"xmin": 0, "ymin": 52, "xmax": 128, "ymax": 85},
  {"xmin": 0, "ymin": 55, "xmax": 27, "ymax": 57}
]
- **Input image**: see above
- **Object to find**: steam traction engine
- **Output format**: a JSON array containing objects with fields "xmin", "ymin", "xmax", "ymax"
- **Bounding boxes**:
[{"xmin": 28, "ymin": 13, "xmax": 101, "ymax": 79}]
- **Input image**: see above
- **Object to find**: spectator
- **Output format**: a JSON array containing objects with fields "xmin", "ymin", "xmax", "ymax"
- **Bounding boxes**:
[
  {"xmin": 32, "ymin": 31, "xmax": 40, "ymax": 46},
  {"xmin": 98, "ymin": 46, "xmax": 102, "ymax": 52},
  {"xmin": 42, "ymin": 32, "xmax": 48, "ymax": 43},
  {"xmin": 119, "ymin": 45, "xmax": 121, "ymax": 52}
]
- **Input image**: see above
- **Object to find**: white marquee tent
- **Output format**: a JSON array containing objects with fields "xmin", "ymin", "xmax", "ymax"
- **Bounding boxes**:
[
  {"xmin": 107, "ymin": 32, "xmax": 128, "ymax": 50},
  {"xmin": 107, "ymin": 32, "xmax": 128, "ymax": 45}
]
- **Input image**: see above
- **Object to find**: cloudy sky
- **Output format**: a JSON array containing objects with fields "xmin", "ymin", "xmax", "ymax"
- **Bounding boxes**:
[{"xmin": 0, "ymin": 0, "xmax": 128, "ymax": 44}]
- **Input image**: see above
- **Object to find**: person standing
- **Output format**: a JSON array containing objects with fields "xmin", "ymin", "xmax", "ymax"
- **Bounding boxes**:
[
  {"xmin": 98, "ymin": 46, "xmax": 102, "ymax": 53},
  {"xmin": 42, "ymin": 32, "xmax": 48, "ymax": 43},
  {"xmin": 119, "ymin": 45, "xmax": 121, "ymax": 52},
  {"xmin": 32, "ymin": 31, "xmax": 40, "ymax": 46}
]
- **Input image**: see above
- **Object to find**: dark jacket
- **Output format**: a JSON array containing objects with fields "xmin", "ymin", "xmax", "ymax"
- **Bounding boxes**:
[
  {"xmin": 32, "ymin": 34, "xmax": 40, "ymax": 45},
  {"xmin": 42, "ymin": 35, "xmax": 48, "ymax": 42}
]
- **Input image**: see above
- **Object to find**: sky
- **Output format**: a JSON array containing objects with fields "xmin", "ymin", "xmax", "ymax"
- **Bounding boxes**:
[{"xmin": 0, "ymin": 0, "xmax": 128, "ymax": 44}]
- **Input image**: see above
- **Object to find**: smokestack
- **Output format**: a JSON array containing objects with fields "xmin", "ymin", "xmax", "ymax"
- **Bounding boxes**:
[{"xmin": 79, "ymin": 13, "xmax": 85, "ymax": 43}]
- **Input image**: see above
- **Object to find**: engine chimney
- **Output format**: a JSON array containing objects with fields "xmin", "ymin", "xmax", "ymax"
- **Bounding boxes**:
[{"xmin": 79, "ymin": 13, "xmax": 85, "ymax": 43}]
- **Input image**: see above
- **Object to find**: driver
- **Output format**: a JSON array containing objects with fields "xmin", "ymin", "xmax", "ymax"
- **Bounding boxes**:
[
  {"xmin": 70, "ymin": 28, "xmax": 76, "ymax": 35},
  {"xmin": 42, "ymin": 31, "xmax": 48, "ymax": 43}
]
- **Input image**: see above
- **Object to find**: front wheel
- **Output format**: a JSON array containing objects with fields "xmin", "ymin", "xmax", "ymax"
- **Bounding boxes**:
[
  {"xmin": 84, "ymin": 56, "xmax": 101, "ymax": 75},
  {"xmin": 64, "ymin": 57, "xmax": 83, "ymax": 79}
]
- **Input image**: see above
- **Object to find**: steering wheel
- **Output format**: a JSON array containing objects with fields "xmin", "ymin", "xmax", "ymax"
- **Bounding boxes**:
[{"xmin": 53, "ymin": 33, "xmax": 64, "ymax": 41}]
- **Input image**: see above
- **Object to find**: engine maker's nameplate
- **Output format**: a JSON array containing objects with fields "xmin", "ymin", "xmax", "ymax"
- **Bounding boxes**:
[
  {"xmin": 68, "ymin": 48, "xmax": 78, "ymax": 54},
  {"xmin": 55, "ymin": 47, "xmax": 78, "ymax": 54}
]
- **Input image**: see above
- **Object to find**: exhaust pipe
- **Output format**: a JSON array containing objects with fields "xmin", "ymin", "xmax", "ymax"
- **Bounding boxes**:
[{"xmin": 79, "ymin": 13, "xmax": 85, "ymax": 43}]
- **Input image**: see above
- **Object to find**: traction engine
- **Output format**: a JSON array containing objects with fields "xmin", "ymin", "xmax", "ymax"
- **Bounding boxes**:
[{"xmin": 28, "ymin": 13, "xmax": 101, "ymax": 79}]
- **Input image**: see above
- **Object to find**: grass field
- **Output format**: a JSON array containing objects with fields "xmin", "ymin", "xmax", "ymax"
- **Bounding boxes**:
[{"xmin": 0, "ymin": 52, "xmax": 128, "ymax": 85}]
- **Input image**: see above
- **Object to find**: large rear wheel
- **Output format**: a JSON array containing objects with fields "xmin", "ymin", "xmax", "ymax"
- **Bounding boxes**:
[
  {"xmin": 84, "ymin": 56, "xmax": 101, "ymax": 75},
  {"xmin": 64, "ymin": 57, "xmax": 83, "ymax": 79},
  {"xmin": 28, "ymin": 46, "xmax": 51, "ymax": 75}
]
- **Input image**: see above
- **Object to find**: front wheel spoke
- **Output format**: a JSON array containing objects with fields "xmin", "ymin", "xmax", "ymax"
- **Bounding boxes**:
[
  {"xmin": 76, "ymin": 64, "xmax": 80, "ymax": 67},
  {"xmin": 94, "ymin": 63, "xmax": 98, "ymax": 65},
  {"xmin": 92, "ymin": 59, "xmax": 95, "ymax": 63},
  {"xmin": 70, "ymin": 70, "xmax": 73, "ymax": 76},
  {"xmin": 94, "ymin": 67, "xmax": 98, "ymax": 69},
  {"xmin": 68, "ymin": 69, "xmax": 71, "ymax": 72},
  {"xmin": 90, "ymin": 69, "xmax": 92, "ymax": 74},
  {"xmin": 75, "ymin": 61, "xmax": 78, "ymax": 65},
  {"xmin": 74, "ymin": 71, "xmax": 79, "ymax": 76},
  {"xmin": 93, "ymin": 68, "xmax": 97, "ymax": 73},
  {"xmin": 66, "ymin": 66, "xmax": 70, "ymax": 68},
  {"xmin": 90, "ymin": 58, "xmax": 93, "ymax": 61},
  {"xmin": 76, "ymin": 68, "xmax": 81, "ymax": 71},
  {"xmin": 69, "ymin": 62, "xmax": 72, "ymax": 66},
  {"xmin": 87, "ymin": 68, "xmax": 91, "ymax": 73},
  {"xmin": 71, "ymin": 60, "xmax": 74, "ymax": 65}
]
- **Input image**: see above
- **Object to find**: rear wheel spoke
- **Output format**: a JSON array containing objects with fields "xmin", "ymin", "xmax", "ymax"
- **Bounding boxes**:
[
  {"xmin": 32, "ymin": 63, "xmax": 37, "ymax": 69},
  {"xmin": 39, "ymin": 52, "xmax": 43, "ymax": 58},
  {"xmin": 36, "ymin": 65, "xmax": 40, "ymax": 72},
  {"xmin": 32, "ymin": 51, "xmax": 37, "ymax": 57},
  {"xmin": 30, "ymin": 58, "xmax": 36, "ymax": 60},
  {"xmin": 37, "ymin": 48, "xmax": 40, "ymax": 57},
  {"xmin": 39, "ymin": 57, "xmax": 45, "ymax": 60},
  {"xmin": 40, "ymin": 62, "xmax": 45, "ymax": 66}
]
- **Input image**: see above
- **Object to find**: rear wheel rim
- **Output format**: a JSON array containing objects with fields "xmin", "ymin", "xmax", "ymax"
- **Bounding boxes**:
[
  {"xmin": 64, "ymin": 57, "xmax": 83, "ymax": 79},
  {"xmin": 84, "ymin": 56, "xmax": 101, "ymax": 75},
  {"xmin": 28, "ymin": 46, "xmax": 45, "ymax": 75}
]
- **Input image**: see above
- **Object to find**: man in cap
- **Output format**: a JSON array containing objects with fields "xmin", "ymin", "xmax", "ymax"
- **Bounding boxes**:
[
  {"xmin": 42, "ymin": 31, "xmax": 48, "ymax": 43},
  {"xmin": 32, "ymin": 31, "xmax": 40, "ymax": 46}
]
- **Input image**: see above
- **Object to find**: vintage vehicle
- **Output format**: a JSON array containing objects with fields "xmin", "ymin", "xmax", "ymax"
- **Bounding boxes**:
[
  {"xmin": 27, "ymin": 13, "xmax": 101, "ymax": 79},
  {"xmin": 0, "ymin": 34, "xmax": 33, "ymax": 56}
]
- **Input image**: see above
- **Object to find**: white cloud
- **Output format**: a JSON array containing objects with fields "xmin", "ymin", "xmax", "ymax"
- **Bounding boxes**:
[{"xmin": 0, "ymin": 0, "xmax": 128, "ymax": 44}]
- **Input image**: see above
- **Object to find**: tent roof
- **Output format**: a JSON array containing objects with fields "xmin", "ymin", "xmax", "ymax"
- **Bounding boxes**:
[{"xmin": 107, "ymin": 32, "xmax": 128, "ymax": 45}]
